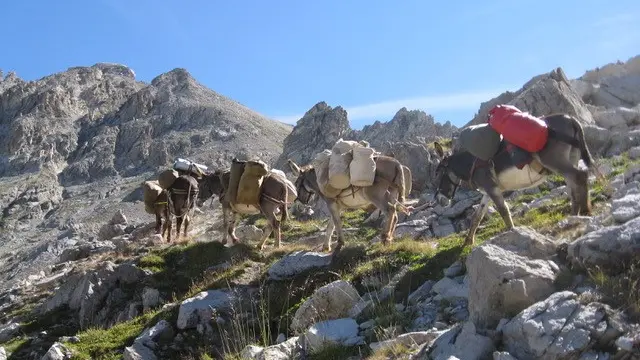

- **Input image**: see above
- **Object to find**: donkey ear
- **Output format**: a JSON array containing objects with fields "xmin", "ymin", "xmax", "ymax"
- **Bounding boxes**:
[
  {"xmin": 287, "ymin": 159, "xmax": 301, "ymax": 177},
  {"xmin": 433, "ymin": 142, "xmax": 446, "ymax": 158}
]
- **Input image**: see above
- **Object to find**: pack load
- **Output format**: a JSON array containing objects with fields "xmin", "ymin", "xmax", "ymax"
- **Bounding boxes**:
[
  {"xmin": 350, "ymin": 145, "xmax": 376, "ymax": 187},
  {"xmin": 236, "ymin": 159, "xmax": 269, "ymax": 206},
  {"xmin": 269, "ymin": 169, "xmax": 298, "ymax": 201},
  {"xmin": 158, "ymin": 169, "xmax": 179, "ymax": 189},
  {"xmin": 312, "ymin": 150, "xmax": 342, "ymax": 198},
  {"xmin": 173, "ymin": 158, "xmax": 208, "ymax": 178},
  {"xmin": 458, "ymin": 123, "xmax": 503, "ymax": 161},
  {"xmin": 225, "ymin": 159, "xmax": 245, "ymax": 205},
  {"xmin": 328, "ymin": 139, "xmax": 356, "ymax": 190},
  {"xmin": 488, "ymin": 104, "xmax": 549, "ymax": 153},
  {"xmin": 143, "ymin": 180, "xmax": 164, "ymax": 214}
]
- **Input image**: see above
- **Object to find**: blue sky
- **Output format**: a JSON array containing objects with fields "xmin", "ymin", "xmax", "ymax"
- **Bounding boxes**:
[{"xmin": 2, "ymin": 1, "xmax": 639, "ymax": 129}]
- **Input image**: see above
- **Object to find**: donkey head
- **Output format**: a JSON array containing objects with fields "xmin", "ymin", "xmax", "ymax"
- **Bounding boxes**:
[
  {"xmin": 431, "ymin": 142, "xmax": 459, "ymax": 207},
  {"xmin": 196, "ymin": 170, "xmax": 225, "ymax": 206},
  {"xmin": 287, "ymin": 159, "xmax": 316, "ymax": 205}
]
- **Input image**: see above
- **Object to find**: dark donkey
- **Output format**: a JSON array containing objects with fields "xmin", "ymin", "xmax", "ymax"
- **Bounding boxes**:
[
  {"xmin": 197, "ymin": 169, "xmax": 296, "ymax": 249},
  {"xmin": 428, "ymin": 113, "xmax": 599, "ymax": 246},
  {"xmin": 163, "ymin": 174, "xmax": 200, "ymax": 243}
]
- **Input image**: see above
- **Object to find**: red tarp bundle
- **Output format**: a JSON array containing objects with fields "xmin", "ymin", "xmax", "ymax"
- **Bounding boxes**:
[{"xmin": 488, "ymin": 105, "xmax": 549, "ymax": 153}]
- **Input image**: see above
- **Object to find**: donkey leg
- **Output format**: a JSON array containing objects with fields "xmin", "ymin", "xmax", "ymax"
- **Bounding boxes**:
[
  {"xmin": 257, "ymin": 211, "xmax": 276, "ymax": 250},
  {"xmin": 221, "ymin": 206, "xmax": 230, "ymax": 244},
  {"xmin": 387, "ymin": 189, "xmax": 401, "ymax": 244},
  {"xmin": 155, "ymin": 211, "xmax": 162, "ymax": 234},
  {"xmin": 464, "ymin": 194, "xmax": 491, "ymax": 246},
  {"xmin": 228, "ymin": 212, "xmax": 240, "ymax": 244},
  {"xmin": 183, "ymin": 214, "xmax": 190, "ymax": 238},
  {"xmin": 176, "ymin": 216, "xmax": 184, "ymax": 242},
  {"xmin": 366, "ymin": 186, "xmax": 396, "ymax": 245},
  {"xmin": 323, "ymin": 217, "xmax": 336, "ymax": 252},
  {"xmin": 486, "ymin": 188, "xmax": 514, "ymax": 231},
  {"xmin": 166, "ymin": 217, "xmax": 173, "ymax": 243},
  {"xmin": 327, "ymin": 201, "xmax": 345, "ymax": 253}
]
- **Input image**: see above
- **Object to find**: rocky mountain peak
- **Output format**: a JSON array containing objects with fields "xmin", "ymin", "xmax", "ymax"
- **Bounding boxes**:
[
  {"xmin": 355, "ymin": 107, "xmax": 453, "ymax": 149},
  {"xmin": 274, "ymin": 101, "xmax": 351, "ymax": 168},
  {"xmin": 150, "ymin": 67, "xmax": 193, "ymax": 87}
]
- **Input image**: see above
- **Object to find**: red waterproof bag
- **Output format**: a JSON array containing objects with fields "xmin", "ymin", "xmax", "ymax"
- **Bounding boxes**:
[{"xmin": 488, "ymin": 105, "xmax": 549, "ymax": 153}]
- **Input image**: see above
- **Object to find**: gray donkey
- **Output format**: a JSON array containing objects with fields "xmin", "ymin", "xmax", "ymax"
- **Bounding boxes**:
[
  {"xmin": 197, "ymin": 169, "xmax": 297, "ymax": 249},
  {"xmin": 164, "ymin": 174, "xmax": 200, "ymax": 243},
  {"xmin": 427, "ymin": 113, "xmax": 598, "ymax": 247},
  {"xmin": 287, "ymin": 156, "xmax": 413, "ymax": 254}
]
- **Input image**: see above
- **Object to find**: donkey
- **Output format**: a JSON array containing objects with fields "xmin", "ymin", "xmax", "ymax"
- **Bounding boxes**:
[
  {"xmin": 163, "ymin": 174, "xmax": 200, "ymax": 243},
  {"xmin": 429, "ymin": 113, "xmax": 597, "ymax": 247},
  {"xmin": 287, "ymin": 156, "xmax": 412, "ymax": 254},
  {"xmin": 197, "ymin": 169, "xmax": 297, "ymax": 249}
]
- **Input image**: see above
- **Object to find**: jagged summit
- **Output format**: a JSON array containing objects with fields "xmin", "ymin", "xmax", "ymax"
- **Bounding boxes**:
[{"xmin": 276, "ymin": 101, "xmax": 457, "ymax": 168}]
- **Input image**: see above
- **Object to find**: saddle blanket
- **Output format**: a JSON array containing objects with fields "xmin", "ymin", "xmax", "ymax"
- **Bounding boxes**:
[{"xmin": 488, "ymin": 104, "xmax": 549, "ymax": 153}]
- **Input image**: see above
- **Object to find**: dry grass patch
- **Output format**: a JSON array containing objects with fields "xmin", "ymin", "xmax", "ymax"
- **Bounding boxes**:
[{"xmin": 588, "ymin": 261, "xmax": 640, "ymax": 322}]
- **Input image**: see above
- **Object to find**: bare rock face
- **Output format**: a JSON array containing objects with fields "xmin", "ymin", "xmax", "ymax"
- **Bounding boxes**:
[
  {"xmin": 466, "ymin": 68, "xmax": 594, "ymax": 128},
  {"xmin": 378, "ymin": 141, "xmax": 439, "ymax": 193},
  {"xmin": 355, "ymin": 107, "xmax": 455, "ymax": 148},
  {"xmin": 274, "ymin": 101, "xmax": 351, "ymax": 168}
]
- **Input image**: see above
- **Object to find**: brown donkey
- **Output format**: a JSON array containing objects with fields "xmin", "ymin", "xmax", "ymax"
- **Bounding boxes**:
[
  {"xmin": 163, "ymin": 174, "xmax": 200, "ymax": 243},
  {"xmin": 429, "ymin": 113, "xmax": 597, "ymax": 246},
  {"xmin": 197, "ymin": 169, "xmax": 297, "ymax": 249},
  {"xmin": 287, "ymin": 156, "xmax": 413, "ymax": 254}
]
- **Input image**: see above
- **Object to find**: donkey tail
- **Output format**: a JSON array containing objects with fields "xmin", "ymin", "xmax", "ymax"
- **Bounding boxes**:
[
  {"xmin": 393, "ymin": 159, "xmax": 406, "ymax": 204},
  {"xmin": 571, "ymin": 116, "xmax": 594, "ymax": 168},
  {"xmin": 281, "ymin": 185, "xmax": 289, "ymax": 224}
]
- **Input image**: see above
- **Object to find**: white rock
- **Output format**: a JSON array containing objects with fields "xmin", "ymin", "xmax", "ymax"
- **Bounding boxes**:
[
  {"xmin": 503, "ymin": 291, "xmax": 626, "ymax": 360},
  {"xmin": 567, "ymin": 216, "xmax": 640, "ymax": 272},
  {"xmin": 142, "ymin": 287, "xmax": 160, "ymax": 312},
  {"xmin": 304, "ymin": 318, "xmax": 364, "ymax": 353},
  {"xmin": 611, "ymin": 192, "xmax": 640, "ymax": 223},
  {"xmin": 369, "ymin": 330, "xmax": 442, "ymax": 352},
  {"xmin": 425, "ymin": 321, "xmax": 495, "ymax": 360},
  {"xmin": 466, "ymin": 244, "xmax": 559, "ymax": 329},
  {"xmin": 443, "ymin": 261, "xmax": 464, "ymax": 278},
  {"xmin": 485, "ymin": 226, "xmax": 559, "ymax": 259},
  {"xmin": 629, "ymin": 146, "xmax": 640, "ymax": 160},
  {"xmin": 235, "ymin": 225, "xmax": 263, "ymax": 243},
  {"xmin": 291, "ymin": 280, "xmax": 361, "ymax": 333},
  {"xmin": 41, "ymin": 342, "xmax": 70, "ymax": 360},
  {"xmin": 0, "ymin": 322, "xmax": 20, "ymax": 343},
  {"xmin": 240, "ymin": 345, "xmax": 264, "ymax": 359},
  {"xmin": 432, "ymin": 277, "xmax": 469, "ymax": 300},
  {"xmin": 177, "ymin": 290, "xmax": 235, "ymax": 330},
  {"xmin": 267, "ymin": 251, "xmax": 332, "ymax": 280},
  {"xmin": 493, "ymin": 351, "xmax": 518, "ymax": 360},
  {"xmin": 124, "ymin": 342, "xmax": 157, "ymax": 360}
]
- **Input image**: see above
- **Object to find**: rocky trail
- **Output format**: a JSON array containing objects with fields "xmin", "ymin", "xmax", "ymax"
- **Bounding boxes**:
[{"xmin": 1, "ymin": 56, "xmax": 640, "ymax": 359}]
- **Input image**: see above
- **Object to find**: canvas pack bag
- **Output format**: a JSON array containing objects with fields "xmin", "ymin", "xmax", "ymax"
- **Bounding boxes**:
[
  {"xmin": 142, "ymin": 180, "xmax": 164, "ymax": 214},
  {"xmin": 226, "ymin": 159, "xmax": 246, "ymax": 205},
  {"xmin": 158, "ymin": 169, "xmax": 179, "ymax": 189},
  {"xmin": 312, "ymin": 150, "xmax": 342, "ymax": 198},
  {"xmin": 350, "ymin": 146, "xmax": 376, "ymax": 187},
  {"xmin": 236, "ymin": 160, "xmax": 269, "ymax": 206},
  {"xmin": 269, "ymin": 169, "xmax": 298, "ymax": 202},
  {"xmin": 329, "ymin": 139, "xmax": 356, "ymax": 190},
  {"xmin": 458, "ymin": 123, "xmax": 502, "ymax": 161}
]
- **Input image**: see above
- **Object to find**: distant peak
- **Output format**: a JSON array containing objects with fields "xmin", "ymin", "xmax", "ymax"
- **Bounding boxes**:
[{"xmin": 150, "ymin": 68, "xmax": 194, "ymax": 86}]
